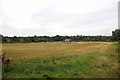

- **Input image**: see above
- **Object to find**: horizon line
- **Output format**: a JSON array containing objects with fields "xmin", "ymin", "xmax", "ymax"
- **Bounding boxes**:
[{"xmin": 0, "ymin": 34, "xmax": 112, "ymax": 37}]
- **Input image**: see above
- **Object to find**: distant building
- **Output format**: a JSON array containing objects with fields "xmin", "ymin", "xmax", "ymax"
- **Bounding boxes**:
[{"xmin": 64, "ymin": 39, "xmax": 71, "ymax": 42}]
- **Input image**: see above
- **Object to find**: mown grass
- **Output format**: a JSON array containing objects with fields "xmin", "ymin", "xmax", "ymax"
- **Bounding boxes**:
[{"xmin": 2, "ymin": 42, "xmax": 119, "ymax": 78}]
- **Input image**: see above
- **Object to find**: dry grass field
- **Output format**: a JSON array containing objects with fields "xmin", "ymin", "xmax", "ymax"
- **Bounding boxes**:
[{"xmin": 2, "ymin": 42, "xmax": 119, "ymax": 78}]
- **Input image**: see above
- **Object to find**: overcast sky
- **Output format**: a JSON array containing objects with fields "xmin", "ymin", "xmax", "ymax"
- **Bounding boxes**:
[{"xmin": 0, "ymin": 0, "xmax": 119, "ymax": 36}]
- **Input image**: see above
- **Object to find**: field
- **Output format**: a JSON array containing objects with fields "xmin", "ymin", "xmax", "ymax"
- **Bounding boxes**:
[{"xmin": 2, "ymin": 42, "xmax": 119, "ymax": 78}]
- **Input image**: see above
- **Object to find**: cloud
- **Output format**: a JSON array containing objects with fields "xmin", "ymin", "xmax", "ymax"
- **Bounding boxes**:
[{"xmin": 0, "ymin": 0, "xmax": 119, "ymax": 36}]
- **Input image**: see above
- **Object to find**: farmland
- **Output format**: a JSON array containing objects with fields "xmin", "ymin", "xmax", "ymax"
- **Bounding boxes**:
[{"xmin": 2, "ymin": 42, "xmax": 119, "ymax": 78}]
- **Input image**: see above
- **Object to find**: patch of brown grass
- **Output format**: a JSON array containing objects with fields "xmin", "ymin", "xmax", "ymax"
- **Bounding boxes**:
[{"xmin": 2, "ymin": 42, "xmax": 115, "ymax": 60}]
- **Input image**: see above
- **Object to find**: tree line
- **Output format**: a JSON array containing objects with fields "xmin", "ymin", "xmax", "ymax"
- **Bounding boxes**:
[{"xmin": 0, "ymin": 29, "xmax": 120, "ymax": 43}]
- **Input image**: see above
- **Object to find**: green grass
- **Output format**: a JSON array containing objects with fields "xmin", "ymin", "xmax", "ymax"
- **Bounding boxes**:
[{"xmin": 2, "ymin": 42, "xmax": 119, "ymax": 78}]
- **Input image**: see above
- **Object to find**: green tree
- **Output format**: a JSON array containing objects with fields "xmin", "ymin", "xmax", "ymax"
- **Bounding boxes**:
[{"xmin": 112, "ymin": 29, "xmax": 120, "ymax": 41}]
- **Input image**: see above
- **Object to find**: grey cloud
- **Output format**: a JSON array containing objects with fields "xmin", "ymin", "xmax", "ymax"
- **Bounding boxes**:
[
  {"xmin": 1, "ymin": 0, "xmax": 119, "ymax": 36},
  {"xmin": 2, "ymin": 24, "xmax": 54, "ymax": 36},
  {"xmin": 32, "ymin": 3, "xmax": 117, "ymax": 29}
]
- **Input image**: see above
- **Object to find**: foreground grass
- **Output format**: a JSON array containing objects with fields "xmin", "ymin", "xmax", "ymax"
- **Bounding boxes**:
[{"xmin": 2, "ymin": 42, "xmax": 119, "ymax": 78}]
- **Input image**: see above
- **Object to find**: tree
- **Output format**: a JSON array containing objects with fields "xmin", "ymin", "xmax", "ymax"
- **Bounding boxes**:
[
  {"xmin": 0, "ymin": 34, "xmax": 3, "ymax": 43},
  {"xmin": 112, "ymin": 29, "xmax": 120, "ymax": 41},
  {"xmin": 12, "ymin": 36, "xmax": 18, "ymax": 43}
]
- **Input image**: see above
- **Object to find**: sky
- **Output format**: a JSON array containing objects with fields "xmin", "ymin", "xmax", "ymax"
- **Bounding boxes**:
[{"xmin": 0, "ymin": 0, "xmax": 119, "ymax": 36}]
